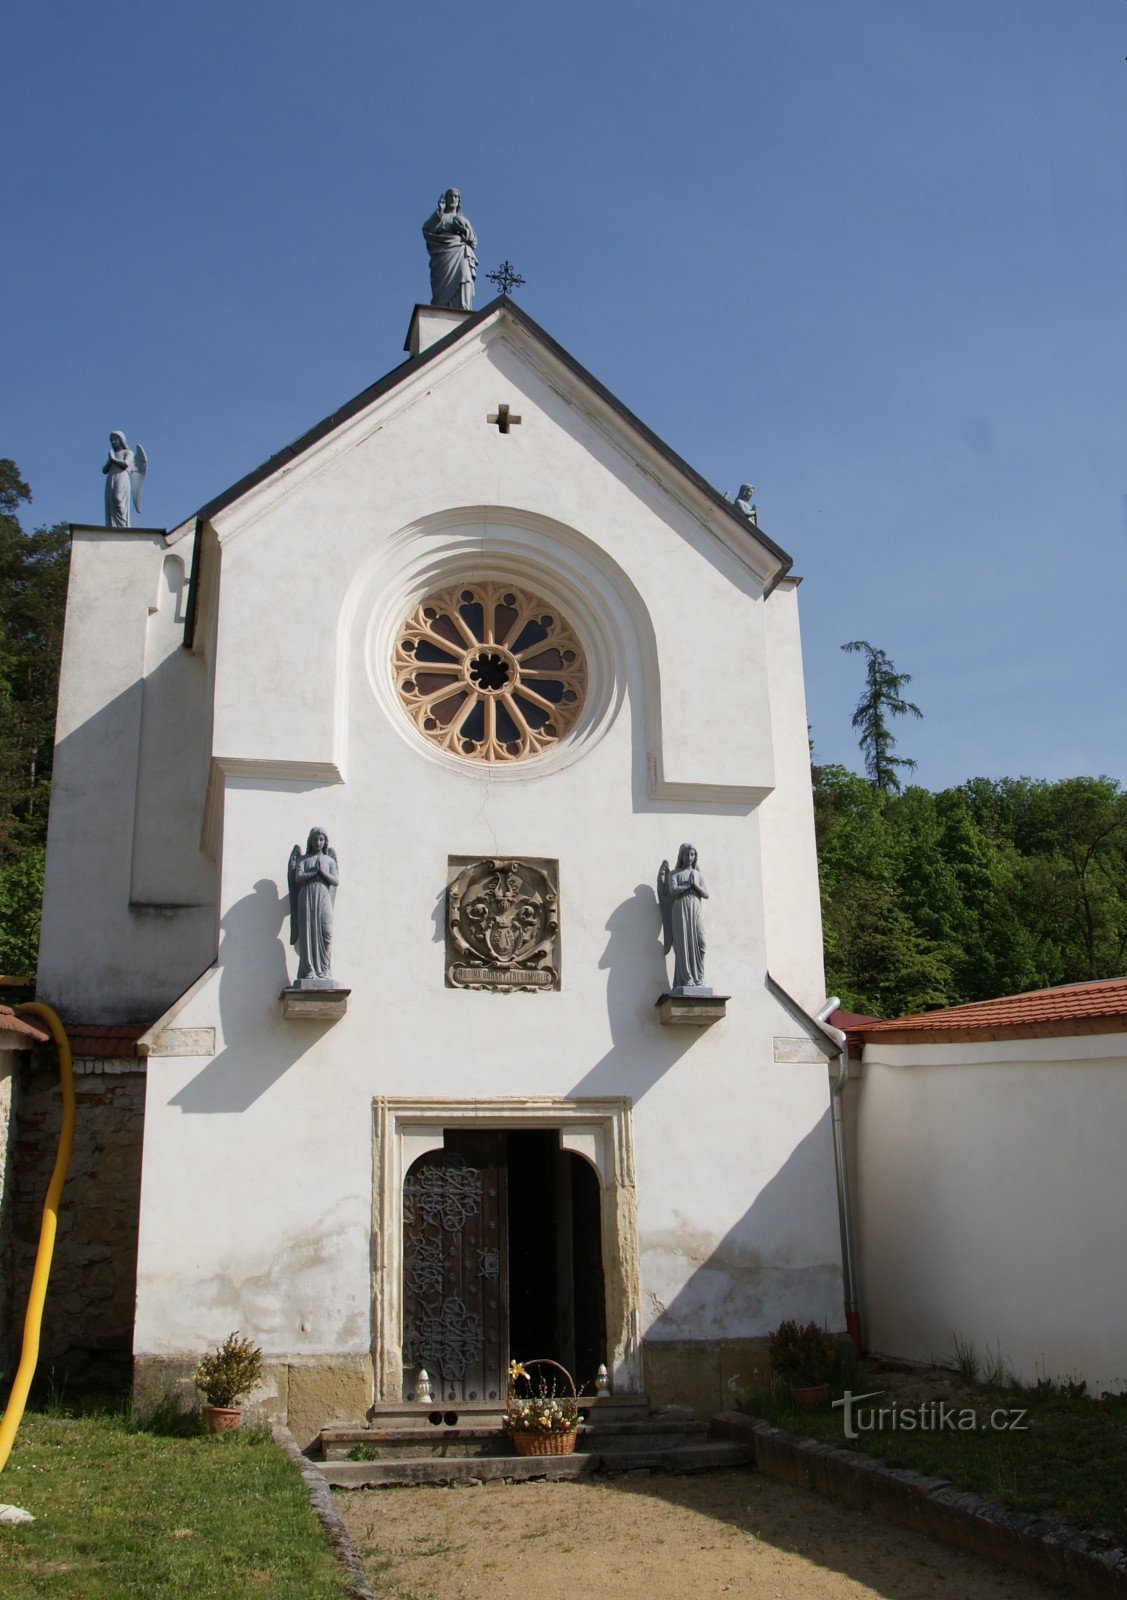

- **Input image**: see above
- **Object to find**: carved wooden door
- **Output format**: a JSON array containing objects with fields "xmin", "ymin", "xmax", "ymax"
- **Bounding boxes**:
[{"xmin": 402, "ymin": 1131, "xmax": 508, "ymax": 1404}]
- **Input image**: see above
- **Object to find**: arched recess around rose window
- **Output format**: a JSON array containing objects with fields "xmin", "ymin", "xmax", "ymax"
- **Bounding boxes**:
[{"xmin": 334, "ymin": 506, "xmax": 657, "ymax": 789}]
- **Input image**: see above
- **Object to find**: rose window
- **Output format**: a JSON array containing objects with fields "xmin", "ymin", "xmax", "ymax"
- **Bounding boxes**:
[{"xmin": 394, "ymin": 582, "xmax": 587, "ymax": 762}]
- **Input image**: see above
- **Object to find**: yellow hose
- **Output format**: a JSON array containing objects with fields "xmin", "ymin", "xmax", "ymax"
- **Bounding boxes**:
[{"xmin": 0, "ymin": 1002, "xmax": 75, "ymax": 1474}]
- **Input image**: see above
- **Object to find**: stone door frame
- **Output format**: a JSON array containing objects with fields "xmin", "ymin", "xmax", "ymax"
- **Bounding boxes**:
[{"xmin": 372, "ymin": 1096, "xmax": 642, "ymax": 1401}]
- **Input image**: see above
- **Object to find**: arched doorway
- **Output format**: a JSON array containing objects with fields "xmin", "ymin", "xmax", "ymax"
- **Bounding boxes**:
[{"xmin": 402, "ymin": 1129, "xmax": 606, "ymax": 1404}]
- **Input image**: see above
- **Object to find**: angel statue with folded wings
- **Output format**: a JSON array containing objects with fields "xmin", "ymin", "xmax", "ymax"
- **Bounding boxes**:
[
  {"xmin": 102, "ymin": 431, "xmax": 147, "ymax": 527},
  {"xmin": 657, "ymin": 843, "xmax": 710, "ymax": 993},
  {"xmin": 287, "ymin": 828, "xmax": 340, "ymax": 986}
]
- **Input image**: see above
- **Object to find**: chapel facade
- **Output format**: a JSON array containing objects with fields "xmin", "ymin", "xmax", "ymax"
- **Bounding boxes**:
[{"xmin": 34, "ymin": 294, "xmax": 843, "ymax": 1440}]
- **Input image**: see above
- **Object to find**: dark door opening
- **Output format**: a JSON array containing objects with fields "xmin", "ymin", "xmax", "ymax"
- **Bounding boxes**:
[
  {"xmin": 401, "ymin": 1128, "xmax": 606, "ymax": 1403},
  {"xmin": 506, "ymin": 1130, "xmax": 607, "ymax": 1394}
]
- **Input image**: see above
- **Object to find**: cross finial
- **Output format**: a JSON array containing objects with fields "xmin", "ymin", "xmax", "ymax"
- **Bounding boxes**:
[{"xmin": 486, "ymin": 260, "xmax": 526, "ymax": 296}]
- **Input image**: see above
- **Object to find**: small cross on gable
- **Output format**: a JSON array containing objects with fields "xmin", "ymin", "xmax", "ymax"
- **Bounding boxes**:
[{"xmin": 487, "ymin": 404, "xmax": 522, "ymax": 435}]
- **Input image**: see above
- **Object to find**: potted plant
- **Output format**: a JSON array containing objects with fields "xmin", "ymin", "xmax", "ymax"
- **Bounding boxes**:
[
  {"xmin": 194, "ymin": 1331, "xmax": 263, "ymax": 1432},
  {"xmin": 768, "ymin": 1319, "xmax": 837, "ymax": 1408},
  {"xmin": 503, "ymin": 1359, "xmax": 580, "ymax": 1455}
]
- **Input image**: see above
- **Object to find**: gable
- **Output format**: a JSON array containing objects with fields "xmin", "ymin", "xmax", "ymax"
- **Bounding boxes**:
[
  {"xmin": 196, "ymin": 297, "xmax": 791, "ymax": 589},
  {"xmin": 201, "ymin": 386, "xmax": 781, "ymax": 806}
]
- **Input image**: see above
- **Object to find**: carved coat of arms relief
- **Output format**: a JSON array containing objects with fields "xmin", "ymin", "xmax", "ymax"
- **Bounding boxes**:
[{"xmin": 445, "ymin": 857, "xmax": 560, "ymax": 991}]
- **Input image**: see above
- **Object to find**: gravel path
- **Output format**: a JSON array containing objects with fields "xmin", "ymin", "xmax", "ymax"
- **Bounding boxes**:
[{"xmin": 338, "ymin": 1467, "xmax": 1065, "ymax": 1599}]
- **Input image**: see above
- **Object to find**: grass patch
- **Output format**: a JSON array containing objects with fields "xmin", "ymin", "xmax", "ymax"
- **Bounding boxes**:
[
  {"xmin": 949, "ymin": 1331, "xmax": 980, "ymax": 1385},
  {"xmin": 0, "ymin": 1405, "xmax": 351, "ymax": 1598},
  {"xmin": 737, "ymin": 1359, "xmax": 1127, "ymax": 1546}
]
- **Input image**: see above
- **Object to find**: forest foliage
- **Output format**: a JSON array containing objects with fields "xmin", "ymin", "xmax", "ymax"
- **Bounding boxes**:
[
  {"xmin": 0, "ymin": 460, "xmax": 69, "ymax": 972},
  {"xmin": 816, "ymin": 764, "xmax": 1127, "ymax": 1017},
  {"xmin": 0, "ymin": 458, "xmax": 1124, "ymax": 1016}
]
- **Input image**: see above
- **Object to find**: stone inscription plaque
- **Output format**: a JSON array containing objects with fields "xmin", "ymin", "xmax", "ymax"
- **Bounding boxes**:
[{"xmin": 446, "ymin": 857, "xmax": 560, "ymax": 992}]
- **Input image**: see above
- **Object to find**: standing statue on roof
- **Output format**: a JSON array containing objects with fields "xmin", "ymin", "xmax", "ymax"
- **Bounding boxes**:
[
  {"xmin": 423, "ymin": 188, "xmax": 478, "ymax": 311},
  {"xmin": 103, "ymin": 431, "xmax": 147, "ymax": 527},
  {"xmin": 735, "ymin": 484, "xmax": 758, "ymax": 525}
]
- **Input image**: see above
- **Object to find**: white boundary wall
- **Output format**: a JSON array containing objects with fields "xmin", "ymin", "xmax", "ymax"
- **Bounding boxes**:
[{"xmin": 854, "ymin": 1032, "xmax": 1127, "ymax": 1393}]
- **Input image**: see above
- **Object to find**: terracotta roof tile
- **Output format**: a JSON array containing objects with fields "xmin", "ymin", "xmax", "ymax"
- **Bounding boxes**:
[
  {"xmin": 64, "ymin": 1022, "xmax": 148, "ymax": 1059},
  {"xmin": 828, "ymin": 1008, "xmax": 880, "ymax": 1030},
  {"xmin": 845, "ymin": 977, "xmax": 1127, "ymax": 1043},
  {"xmin": 0, "ymin": 1005, "xmax": 50, "ymax": 1045}
]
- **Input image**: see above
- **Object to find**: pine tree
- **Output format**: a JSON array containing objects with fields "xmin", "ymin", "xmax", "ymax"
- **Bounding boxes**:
[{"xmin": 841, "ymin": 640, "xmax": 922, "ymax": 793}]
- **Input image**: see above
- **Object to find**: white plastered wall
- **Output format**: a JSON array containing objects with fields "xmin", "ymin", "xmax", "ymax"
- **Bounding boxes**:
[
  {"xmin": 132, "ymin": 313, "xmax": 842, "ymax": 1381},
  {"xmin": 759, "ymin": 576, "xmax": 826, "ymax": 1010},
  {"xmin": 854, "ymin": 1034, "xmax": 1127, "ymax": 1392},
  {"xmin": 37, "ymin": 530, "xmax": 217, "ymax": 1020}
]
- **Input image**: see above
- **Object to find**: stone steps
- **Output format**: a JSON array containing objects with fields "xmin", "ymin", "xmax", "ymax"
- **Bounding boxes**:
[
  {"xmin": 317, "ymin": 1439, "xmax": 756, "ymax": 1489},
  {"xmin": 319, "ymin": 1417, "xmax": 709, "ymax": 1462},
  {"xmin": 343, "ymin": 1392, "xmax": 651, "ymax": 1428},
  {"xmin": 311, "ymin": 1392, "xmax": 746, "ymax": 1487}
]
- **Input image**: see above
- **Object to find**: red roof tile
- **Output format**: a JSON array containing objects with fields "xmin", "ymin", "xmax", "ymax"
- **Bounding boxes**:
[
  {"xmin": 64, "ymin": 1022, "xmax": 148, "ymax": 1058},
  {"xmin": 828, "ymin": 1008, "xmax": 880, "ymax": 1030},
  {"xmin": 844, "ymin": 977, "xmax": 1127, "ymax": 1043},
  {"xmin": 0, "ymin": 1005, "xmax": 50, "ymax": 1045}
]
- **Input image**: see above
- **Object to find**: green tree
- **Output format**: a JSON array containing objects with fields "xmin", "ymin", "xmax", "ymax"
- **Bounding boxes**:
[
  {"xmin": 0, "ymin": 459, "xmax": 70, "ymax": 865},
  {"xmin": 931, "ymin": 787, "xmax": 1040, "ymax": 1001},
  {"xmin": 815, "ymin": 765, "xmax": 1127, "ymax": 1019},
  {"xmin": 0, "ymin": 460, "xmax": 69, "ymax": 976},
  {"xmin": 960, "ymin": 776, "xmax": 1127, "ymax": 983},
  {"xmin": 841, "ymin": 640, "xmax": 922, "ymax": 793},
  {"xmin": 815, "ymin": 765, "xmax": 952, "ymax": 1015},
  {"xmin": 1018, "ymin": 778, "xmax": 1127, "ymax": 980},
  {"xmin": 0, "ymin": 845, "xmax": 45, "ymax": 974}
]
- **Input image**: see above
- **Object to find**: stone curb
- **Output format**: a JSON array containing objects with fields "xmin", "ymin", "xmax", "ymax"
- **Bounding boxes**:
[
  {"xmin": 271, "ymin": 1425, "xmax": 377, "ymax": 1600},
  {"xmin": 714, "ymin": 1411, "xmax": 1127, "ymax": 1598}
]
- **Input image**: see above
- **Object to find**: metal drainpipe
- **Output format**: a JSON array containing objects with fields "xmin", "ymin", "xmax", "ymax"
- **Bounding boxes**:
[{"xmin": 814, "ymin": 997, "xmax": 862, "ymax": 1355}]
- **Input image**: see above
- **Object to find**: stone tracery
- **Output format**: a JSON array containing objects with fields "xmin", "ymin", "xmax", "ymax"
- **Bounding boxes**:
[{"xmin": 394, "ymin": 581, "xmax": 587, "ymax": 762}]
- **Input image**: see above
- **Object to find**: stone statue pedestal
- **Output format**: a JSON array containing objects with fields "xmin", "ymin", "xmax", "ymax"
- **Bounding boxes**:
[
  {"xmin": 405, "ymin": 304, "xmax": 473, "ymax": 357},
  {"xmin": 281, "ymin": 984, "xmax": 350, "ymax": 1021},
  {"xmin": 656, "ymin": 990, "xmax": 728, "ymax": 1028}
]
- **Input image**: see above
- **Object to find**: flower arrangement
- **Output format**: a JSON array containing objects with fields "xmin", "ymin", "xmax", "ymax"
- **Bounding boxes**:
[
  {"xmin": 504, "ymin": 1359, "xmax": 580, "ymax": 1454},
  {"xmin": 194, "ymin": 1330, "xmax": 263, "ymax": 1410},
  {"xmin": 505, "ymin": 1361, "xmax": 579, "ymax": 1432}
]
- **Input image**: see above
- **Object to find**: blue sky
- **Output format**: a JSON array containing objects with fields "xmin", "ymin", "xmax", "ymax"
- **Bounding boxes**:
[{"xmin": 3, "ymin": 0, "xmax": 1124, "ymax": 788}]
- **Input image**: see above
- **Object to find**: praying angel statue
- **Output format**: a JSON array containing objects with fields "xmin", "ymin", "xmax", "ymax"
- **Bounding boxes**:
[
  {"xmin": 657, "ymin": 844, "xmax": 711, "ymax": 995},
  {"xmin": 287, "ymin": 827, "xmax": 340, "ymax": 987},
  {"xmin": 103, "ymin": 431, "xmax": 148, "ymax": 527}
]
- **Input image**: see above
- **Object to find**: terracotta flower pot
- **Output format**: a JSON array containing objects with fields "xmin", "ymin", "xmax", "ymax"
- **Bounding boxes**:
[
  {"xmin": 203, "ymin": 1405, "xmax": 242, "ymax": 1432},
  {"xmin": 791, "ymin": 1383, "xmax": 830, "ymax": 1410}
]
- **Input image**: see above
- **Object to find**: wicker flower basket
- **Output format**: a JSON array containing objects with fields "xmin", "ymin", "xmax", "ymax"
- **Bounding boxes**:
[
  {"xmin": 504, "ymin": 1358, "xmax": 580, "ymax": 1457},
  {"xmin": 509, "ymin": 1424, "xmax": 579, "ymax": 1457}
]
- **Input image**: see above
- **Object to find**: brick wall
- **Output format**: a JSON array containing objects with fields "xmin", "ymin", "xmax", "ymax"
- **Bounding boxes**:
[{"xmin": 3, "ymin": 1053, "xmax": 145, "ymax": 1391}]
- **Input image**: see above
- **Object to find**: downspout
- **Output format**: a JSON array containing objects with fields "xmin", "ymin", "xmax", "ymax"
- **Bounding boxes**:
[{"xmin": 814, "ymin": 997, "xmax": 862, "ymax": 1356}]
